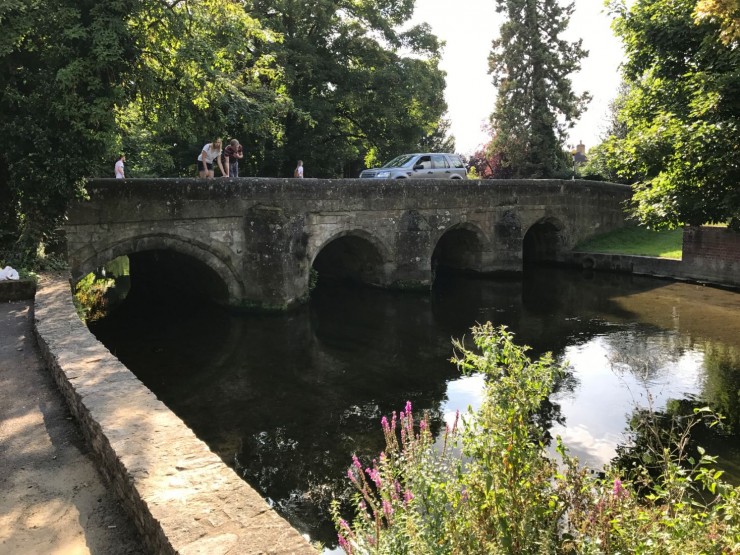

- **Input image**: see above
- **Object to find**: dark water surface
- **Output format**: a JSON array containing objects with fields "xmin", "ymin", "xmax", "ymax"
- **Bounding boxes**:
[{"xmin": 89, "ymin": 268, "xmax": 740, "ymax": 549}]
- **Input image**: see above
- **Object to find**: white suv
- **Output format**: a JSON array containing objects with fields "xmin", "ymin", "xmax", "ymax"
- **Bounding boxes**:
[{"xmin": 359, "ymin": 153, "xmax": 468, "ymax": 180}]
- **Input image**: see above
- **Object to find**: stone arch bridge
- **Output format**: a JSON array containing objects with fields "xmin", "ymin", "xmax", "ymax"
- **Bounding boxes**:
[{"xmin": 66, "ymin": 178, "xmax": 633, "ymax": 310}]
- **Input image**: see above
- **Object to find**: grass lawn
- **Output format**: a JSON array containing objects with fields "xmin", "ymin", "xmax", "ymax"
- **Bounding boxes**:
[{"xmin": 574, "ymin": 226, "xmax": 684, "ymax": 259}]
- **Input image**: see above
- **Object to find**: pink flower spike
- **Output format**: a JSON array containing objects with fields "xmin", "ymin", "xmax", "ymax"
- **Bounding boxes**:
[
  {"xmin": 352, "ymin": 454, "xmax": 362, "ymax": 471},
  {"xmin": 338, "ymin": 534, "xmax": 353, "ymax": 554},
  {"xmin": 404, "ymin": 489, "xmax": 414, "ymax": 504},
  {"xmin": 381, "ymin": 416, "xmax": 389, "ymax": 431},
  {"xmin": 405, "ymin": 401, "xmax": 412, "ymax": 415},
  {"xmin": 613, "ymin": 478, "xmax": 627, "ymax": 498},
  {"xmin": 382, "ymin": 499, "xmax": 394, "ymax": 518},
  {"xmin": 365, "ymin": 467, "xmax": 382, "ymax": 488}
]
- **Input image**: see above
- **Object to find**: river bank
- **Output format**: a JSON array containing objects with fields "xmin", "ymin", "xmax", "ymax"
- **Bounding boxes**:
[{"xmin": 0, "ymin": 298, "xmax": 146, "ymax": 554}]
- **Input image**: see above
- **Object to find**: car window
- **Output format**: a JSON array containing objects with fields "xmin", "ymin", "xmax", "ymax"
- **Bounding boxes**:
[
  {"xmin": 431, "ymin": 154, "xmax": 449, "ymax": 169},
  {"xmin": 382, "ymin": 155, "xmax": 415, "ymax": 168},
  {"xmin": 448, "ymin": 155, "xmax": 465, "ymax": 169},
  {"xmin": 415, "ymin": 155, "xmax": 432, "ymax": 170}
]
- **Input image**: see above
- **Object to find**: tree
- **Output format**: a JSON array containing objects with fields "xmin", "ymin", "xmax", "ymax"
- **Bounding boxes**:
[
  {"xmin": 0, "ymin": 0, "xmax": 138, "ymax": 262},
  {"xmin": 695, "ymin": 0, "xmax": 740, "ymax": 45},
  {"xmin": 607, "ymin": 0, "xmax": 740, "ymax": 229},
  {"xmin": 117, "ymin": 0, "xmax": 290, "ymax": 178},
  {"xmin": 250, "ymin": 0, "xmax": 452, "ymax": 177},
  {"xmin": 578, "ymin": 81, "xmax": 631, "ymax": 182},
  {"xmin": 466, "ymin": 143, "xmax": 512, "ymax": 179},
  {"xmin": 488, "ymin": 0, "xmax": 590, "ymax": 178}
]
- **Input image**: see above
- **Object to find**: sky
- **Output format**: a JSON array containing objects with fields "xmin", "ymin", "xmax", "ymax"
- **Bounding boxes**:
[{"xmin": 410, "ymin": 0, "xmax": 626, "ymax": 156}]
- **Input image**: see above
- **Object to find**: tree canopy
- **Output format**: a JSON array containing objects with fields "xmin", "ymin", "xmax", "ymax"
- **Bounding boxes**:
[
  {"xmin": 488, "ymin": 0, "xmax": 590, "ymax": 178},
  {"xmin": 605, "ymin": 0, "xmax": 740, "ymax": 229},
  {"xmin": 0, "ymin": 0, "xmax": 452, "ymax": 262}
]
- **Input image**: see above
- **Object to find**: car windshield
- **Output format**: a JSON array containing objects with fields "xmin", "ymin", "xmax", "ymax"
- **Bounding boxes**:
[{"xmin": 381, "ymin": 155, "xmax": 416, "ymax": 168}]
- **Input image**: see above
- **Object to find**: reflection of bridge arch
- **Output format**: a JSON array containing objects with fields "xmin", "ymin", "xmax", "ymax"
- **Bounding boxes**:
[
  {"xmin": 523, "ymin": 217, "xmax": 566, "ymax": 264},
  {"xmin": 72, "ymin": 233, "xmax": 244, "ymax": 301},
  {"xmin": 310, "ymin": 230, "xmax": 391, "ymax": 287},
  {"xmin": 432, "ymin": 222, "xmax": 490, "ymax": 274}
]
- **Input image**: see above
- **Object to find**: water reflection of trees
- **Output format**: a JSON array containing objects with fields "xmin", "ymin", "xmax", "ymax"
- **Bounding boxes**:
[
  {"xmin": 613, "ymin": 399, "xmax": 740, "ymax": 488},
  {"xmin": 702, "ymin": 343, "xmax": 740, "ymax": 432}
]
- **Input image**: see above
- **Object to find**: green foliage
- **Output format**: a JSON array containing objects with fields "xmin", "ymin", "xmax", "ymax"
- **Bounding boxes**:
[
  {"xmin": 606, "ymin": 0, "xmax": 740, "ymax": 229},
  {"xmin": 0, "ymin": 0, "xmax": 137, "ymax": 260},
  {"xmin": 0, "ymin": 0, "xmax": 453, "ymax": 261},
  {"xmin": 119, "ymin": 0, "xmax": 290, "ymax": 178},
  {"xmin": 251, "ymin": 0, "xmax": 452, "ymax": 177},
  {"xmin": 574, "ymin": 226, "xmax": 684, "ymax": 259},
  {"xmin": 73, "ymin": 272, "xmax": 115, "ymax": 322},
  {"xmin": 488, "ymin": 0, "xmax": 590, "ymax": 178},
  {"xmin": 334, "ymin": 324, "xmax": 740, "ymax": 554}
]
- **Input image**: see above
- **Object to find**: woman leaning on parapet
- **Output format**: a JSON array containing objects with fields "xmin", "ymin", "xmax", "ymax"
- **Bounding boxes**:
[{"xmin": 197, "ymin": 138, "xmax": 226, "ymax": 178}]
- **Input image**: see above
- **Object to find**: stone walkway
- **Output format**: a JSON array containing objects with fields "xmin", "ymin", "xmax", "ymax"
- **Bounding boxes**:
[{"xmin": 0, "ymin": 299, "xmax": 146, "ymax": 555}]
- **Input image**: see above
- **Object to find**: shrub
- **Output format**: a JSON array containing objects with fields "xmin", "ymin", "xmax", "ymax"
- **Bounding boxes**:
[{"xmin": 333, "ymin": 324, "xmax": 740, "ymax": 554}]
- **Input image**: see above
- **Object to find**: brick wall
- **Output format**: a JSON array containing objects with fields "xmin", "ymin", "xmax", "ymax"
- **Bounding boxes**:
[{"xmin": 682, "ymin": 226, "xmax": 740, "ymax": 288}]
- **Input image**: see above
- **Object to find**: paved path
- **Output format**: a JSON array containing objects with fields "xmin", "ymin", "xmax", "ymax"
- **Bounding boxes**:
[{"xmin": 0, "ymin": 300, "xmax": 146, "ymax": 555}]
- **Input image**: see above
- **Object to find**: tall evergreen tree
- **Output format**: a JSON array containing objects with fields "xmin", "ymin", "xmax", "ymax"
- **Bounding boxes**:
[{"xmin": 488, "ymin": 0, "xmax": 590, "ymax": 178}]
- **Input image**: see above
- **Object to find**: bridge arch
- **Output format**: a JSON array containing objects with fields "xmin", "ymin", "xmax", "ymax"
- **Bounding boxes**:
[
  {"xmin": 522, "ymin": 217, "xmax": 567, "ymax": 264},
  {"xmin": 310, "ymin": 229, "xmax": 391, "ymax": 287},
  {"xmin": 72, "ymin": 233, "xmax": 245, "ymax": 303},
  {"xmin": 432, "ymin": 222, "xmax": 490, "ymax": 274}
]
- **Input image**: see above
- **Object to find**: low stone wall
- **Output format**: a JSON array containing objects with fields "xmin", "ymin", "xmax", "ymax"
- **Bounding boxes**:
[
  {"xmin": 564, "ymin": 227, "xmax": 740, "ymax": 290},
  {"xmin": 0, "ymin": 279, "xmax": 36, "ymax": 302},
  {"xmin": 563, "ymin": 252, "xmax": 684, "ymax": 282},
  {"xmin": 33, "ymin": 275, "xmax": 317, "ymax": 555}
]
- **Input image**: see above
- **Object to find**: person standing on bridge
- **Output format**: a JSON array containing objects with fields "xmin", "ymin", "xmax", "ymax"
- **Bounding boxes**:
[
  {"xmin": 223, "ymin": 139, "xmax": 243, "ymax": 177},
  {"xmin": 293, "ymin": 160, "xmax": 304, "ymax": 178},
  {"xmin": 115, "ymin": 154, "xmax": 125, "ymax": 179},
  {"xmin": 197, "ymin": 139, "xmax": 226, "ymax": 179}
]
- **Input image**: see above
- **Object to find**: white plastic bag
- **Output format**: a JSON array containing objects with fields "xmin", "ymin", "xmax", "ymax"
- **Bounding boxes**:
[{"xmin": 0, "ymin": 266, "xmax": 20, "ymax": 281}]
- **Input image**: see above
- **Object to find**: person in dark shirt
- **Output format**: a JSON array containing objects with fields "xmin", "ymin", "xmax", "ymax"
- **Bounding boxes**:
[{"xmin": 223, "ymin": 139, "xmax": 243, "ymax": 177}]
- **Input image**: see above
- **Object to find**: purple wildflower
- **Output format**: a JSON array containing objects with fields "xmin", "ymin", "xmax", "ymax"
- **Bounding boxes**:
[
  {"xmin": 365, "ymin": 467, "xmax": 382, "ymax": 488},
  {"xmin": 338, "ymin": 534, "xmax": 353, "ymax": 554},
  {"xmin": 381, "ymin": 416, "xmax": 390, "ymax": 432},
  {"xmin": 404, "ymin": 489, "xmax": 414, "ymax": 504},
  {"xmin": 613, "ymin": 478, "xmax": 627, "ymax": 498},
  {"xmin": 382, "ymin": 499, "xmax": 394, "ymax": 519},
  {"xmin": 352, "ymin": 454, "xmax": 362, "ymax": 471}
]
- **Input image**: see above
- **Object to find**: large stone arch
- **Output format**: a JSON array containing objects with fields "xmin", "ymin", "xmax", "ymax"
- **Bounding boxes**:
[
  {"xmin": 431, "ymin": 222, "xmax": 491, "ymax": 274},
  {"xmin": 309, "ymin": 229, "xmax": 392, "ymax": 287},
  {"xmin": 522, "ymin": 217, "xmax": 567, "ymax": 264},
  {"xmin": 72, "ymin": 233, "xmax": 245, "ymax": 301}
]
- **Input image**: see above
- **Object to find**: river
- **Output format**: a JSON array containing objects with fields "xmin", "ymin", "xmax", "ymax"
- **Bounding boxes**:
[{"xmin": 88, "ymin": 267, "xmax": 740, "ymax": 549}]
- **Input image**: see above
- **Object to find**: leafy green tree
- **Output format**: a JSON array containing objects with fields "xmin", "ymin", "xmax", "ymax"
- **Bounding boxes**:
[
  {"xmin": 0, "ymin": 0, "xmax": 138, "ymax": 262},
  {"xmin": 250, "ymin": 0, "xmax": 452, "ymax": 177},
  {"xmin": 488, "ymin": 0, "xmax": 590, "ymax": 178},
  {"xmin": 695, "ymin": 0, "xmax": 740, "ymax": 44},
  {"xmin": 118, "ymin": 0, "xmax": 290, "ymax": 178},
  {"xmin": 607, "ymin": 0, "xmax": 740, "ymax": 229}
]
